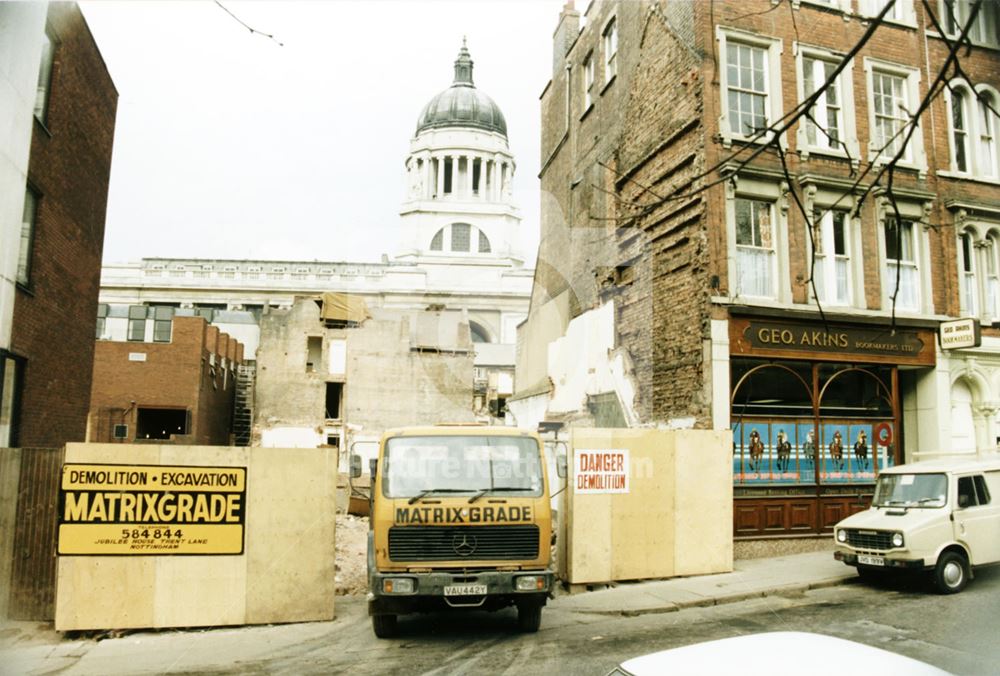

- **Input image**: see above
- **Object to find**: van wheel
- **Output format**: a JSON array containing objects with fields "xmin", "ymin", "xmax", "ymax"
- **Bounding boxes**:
[
  {"xmin": 372, "ymin": 613, "xmax": 398, "ymax": 638},
  {"xmin": 517, "ymin": 603, "xmax": 542, "ymax": 633},
  {"xmin": 933, "ymin": 551, "xmax": 969, "ymax": 594}
]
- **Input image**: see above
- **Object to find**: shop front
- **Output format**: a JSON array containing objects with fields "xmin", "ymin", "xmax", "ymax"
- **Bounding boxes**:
[{"xmin": 727, "ymin": 315, "xmax": 936, "ymax": 538}]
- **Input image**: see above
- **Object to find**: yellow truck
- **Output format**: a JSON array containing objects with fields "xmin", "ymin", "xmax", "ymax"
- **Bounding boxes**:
[{"xmin": 352, "ymin": 425, "xmax": 555, "ymax": 638}]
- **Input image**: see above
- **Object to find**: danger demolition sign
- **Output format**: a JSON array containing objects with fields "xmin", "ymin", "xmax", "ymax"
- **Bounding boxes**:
[
  {"xmin": 574, "ymin": 449, "xmax": 630, "ymax": 494},
  {"xmin": 57, "ymin": 463, "xmax": 247, "ymax": 556}
]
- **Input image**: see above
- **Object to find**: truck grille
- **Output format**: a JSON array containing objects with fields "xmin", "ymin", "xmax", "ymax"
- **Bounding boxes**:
[
  {"xmin": 844, "ymin": 529, "xmax": 893, "ymax": 551},
  {"xmin": 388, "ymin": 525, "xmax": 540, "ymax": 562}
]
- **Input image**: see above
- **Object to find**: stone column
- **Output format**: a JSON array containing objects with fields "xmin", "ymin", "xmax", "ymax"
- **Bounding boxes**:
[
  {"xmin": 466, "ymin": 154, "xmax": 475, "ymax": 199},
  {"xmin": 422, "ymin": 152, "xmax": 431, "ymax": 199}
]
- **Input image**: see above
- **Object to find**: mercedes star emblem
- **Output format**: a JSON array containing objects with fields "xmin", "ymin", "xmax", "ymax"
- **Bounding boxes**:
[{"xmin": 452, "ymin": 532, "xmax": 477, "ymax": 557}]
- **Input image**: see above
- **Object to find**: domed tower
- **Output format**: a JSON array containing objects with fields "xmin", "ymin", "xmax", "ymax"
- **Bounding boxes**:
[{"xmin": 397, "ymin": 41, "xmax": 522, "ymax": 264}]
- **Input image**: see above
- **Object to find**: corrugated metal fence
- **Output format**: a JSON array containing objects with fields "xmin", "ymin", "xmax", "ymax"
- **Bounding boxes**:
[{"xmin": 0, "ymin": 447, "xmax": 64, "ymax": 620}]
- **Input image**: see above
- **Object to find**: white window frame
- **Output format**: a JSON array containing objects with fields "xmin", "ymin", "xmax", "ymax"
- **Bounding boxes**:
[
  {"xmin": 948, "ymin": 84, "xmax": 973, "ymax": 174},
  {"xmin": 34, "ymin": 25, "xmax": 56, "ymax": 124},
  {"xmin": 940, "ymin": 0, "xmax": 1000, "ymax": 48},
  {"xmin": 17, "ymin": 188, "xmax": 38, "ymax": 287},
  {"xmin": 725, "ymin": 176, "xmax": 790, "ymax": 303},
  {"xmin": 583, "ymin": 51, "xmax": 595, "ymax": 113},
  {"xmin": 795, "ymin": 0, "xmax": 852, "ymax": 12},
  {"xmin": 602, "ymin": 16, "xmax": 618, "ymax": 88},
  {"xmin": 859, "ymin": 0, "xmax": 917, "ymax": 26},
  {"xmin": 877, "ymin": 198, "xmax": 931, "ymax": 314},
  {"xmin": 943, "ymin": 82, "xmax": 1000, "ymax": 181},
  {"xmin": 864, "ymin": 58, "xmax": 926, "ymax": 173},
  {"xmin": 985, "ymin": 230, "xmax": 1000, "ymax": 321},
  {"xmin": 809, "ymin": 209, "xmax": 854, "ymax": 307},
  {"xmin": 794, "ymin": 44, "xmax": 860, "ymax": 162},
  {"xmin": 717, "ymin": 27, "xmax": 785, "ymax": 148},
  {"xmin": 958, "ymin": 227, "xmax": 979, "ymax": 315}
]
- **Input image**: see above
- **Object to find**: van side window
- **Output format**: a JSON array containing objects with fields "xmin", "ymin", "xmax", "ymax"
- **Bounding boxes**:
[
  {"xmin": 973, "ymin": 475, "xmax": 991, "ymax": 505},
  {"xmin": 958, "ymin": 476, "xmax": 978, "ymax": 508}
]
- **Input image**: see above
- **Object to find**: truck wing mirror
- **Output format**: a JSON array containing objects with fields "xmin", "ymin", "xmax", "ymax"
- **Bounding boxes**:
[
  {"xmin": 369, "ymin": 458, "xmax": 378, "ymax": 477},
  {"xmin": 556, "ymin": 454, "xmax": 568, "ymax": 479},
  {"xmin": 349, "ymin": 454, "xmax": 363, "ymax": 479}
]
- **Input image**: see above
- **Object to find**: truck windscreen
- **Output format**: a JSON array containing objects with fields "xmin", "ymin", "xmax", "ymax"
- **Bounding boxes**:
[{"xmin": 383, "ymin": 435, "xmax": 543, "ymax": 499}]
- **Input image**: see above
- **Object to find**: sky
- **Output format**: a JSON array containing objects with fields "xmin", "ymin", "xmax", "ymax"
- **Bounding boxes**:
[{"xmin": 79, "ymin": 0, "xmax": 565, "ymax": 265}]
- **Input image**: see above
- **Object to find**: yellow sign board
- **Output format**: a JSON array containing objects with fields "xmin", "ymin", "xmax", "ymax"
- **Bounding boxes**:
[{"xmin": 58, "ymin": 463, "xmax": 247, "ymax": 555}]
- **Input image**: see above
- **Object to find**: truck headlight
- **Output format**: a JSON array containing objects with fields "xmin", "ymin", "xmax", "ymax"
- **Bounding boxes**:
[
  {"xmin": 892, "ymin": 532, "xmax": 904, "ymax": 548},
  {"xmin": 836, "ymin": 529, "xmax": 847, "ymax": 543},
  {"xmin": 383, "ymin": 577, "xmax": 414, "ymax": 594},
  {"xmin": 516, "ymin": 575, "xmax": 545, "ymax": 591}
]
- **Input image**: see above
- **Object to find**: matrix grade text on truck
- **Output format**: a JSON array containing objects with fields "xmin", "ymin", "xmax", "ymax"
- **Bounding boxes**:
[{"xmin": 354, "ymin": 425, "xmax": 555, "ymax": 638}]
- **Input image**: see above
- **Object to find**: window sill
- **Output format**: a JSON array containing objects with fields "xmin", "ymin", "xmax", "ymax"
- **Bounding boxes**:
[
  {"xmin": 857, "ymin": 15, "xmax": 916, "ymax": 30},
  {"xmin": 798, "ymin": 146, "xmax": 859, "ymax": 165},
  {"xmin": 926, "ymin": 30, "xmax": 1000, "ymax": 52},
  {"xmin": 600, "ymin": 74, "xmax": 616, "ymax": 95},
  {"xmin": 14, "ymin": 281, "xmax": 34, "ymax": 298},
  {"xmin": 793, "ymin": 0, "xmax": 850, "ymax": 15},
  {"xmin": 720, "ymin": 131, "xmax": 781, "ymax": 150},
  {"xmin": 868, "ymin": 155, "xmax": 927, "ymax": 177},
  {"xmin": 936, "ymin": 170, "xmax": 1000, "ymax": 186},
  {"xmin": 579, "ymin": 103, "xmax": 594, "ymax": 122}
]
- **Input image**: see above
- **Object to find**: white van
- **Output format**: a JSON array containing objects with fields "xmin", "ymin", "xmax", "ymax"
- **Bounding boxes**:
[{"xmin": 833, "ymin": 455, "xmax": 1000, "ymax": 593}]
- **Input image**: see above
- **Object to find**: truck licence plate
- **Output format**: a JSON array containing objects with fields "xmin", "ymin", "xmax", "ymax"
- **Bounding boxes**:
[
  {"xmin": 858, "ymin": 554, "xmax": 885, "ymax": 566},
  {"xmin": 444, "ymin": 584, "xmax": 487, "ymax": 596}
]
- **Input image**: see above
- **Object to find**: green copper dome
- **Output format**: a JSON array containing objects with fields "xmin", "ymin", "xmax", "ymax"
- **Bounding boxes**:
[{"xmin": 415, "ymin": 41, "xmax": 507, "ymax": 138}]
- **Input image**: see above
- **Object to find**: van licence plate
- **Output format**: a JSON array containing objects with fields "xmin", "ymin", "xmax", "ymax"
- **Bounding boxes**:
[
  {"xmin": 858, "ymin": 554, "xmax": 885, "ymax": 566},
  {"xmin": 444, "ymin": 584, "xmax": 487, "ymax": 596}
]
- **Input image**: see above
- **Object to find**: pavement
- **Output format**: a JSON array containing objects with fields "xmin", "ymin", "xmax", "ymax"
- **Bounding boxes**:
[
  {"xmin": 552, "ymin": 549, "xmax": 858, "ymax": 616},
  {"xmin": 0, "ymin": 549, "xmax": 858, "ymax": 675}
]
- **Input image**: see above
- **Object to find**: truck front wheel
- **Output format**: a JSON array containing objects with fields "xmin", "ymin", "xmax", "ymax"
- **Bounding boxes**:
[
  {"xmin": 372, "ymin": 613, "xmax": 398, "ymax": 638},
  {"xmin": 516, "ymin": 603, "xmax": 542, "ymax": 633}
]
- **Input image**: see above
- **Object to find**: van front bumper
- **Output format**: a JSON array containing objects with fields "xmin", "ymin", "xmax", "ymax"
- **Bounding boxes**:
[{"xmin": 834, "ymin": 550, "xmax": 926, "ymax": 569}]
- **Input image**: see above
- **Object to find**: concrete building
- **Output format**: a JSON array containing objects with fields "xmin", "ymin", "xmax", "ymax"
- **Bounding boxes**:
[
  {"xmin": 98, "ymin": 42, "xmax": 531, "ymax": 424},
  {"xmin": 0, "ymin": 2, "xmax": 117, "ymax": 447},
  {"xmin": 88, "ymin": 314, "xmax": 244, "ymax": 445},
  {"xmin": 254, "ymin": 295, "xmax": 475, "ymax": 469},
  {"xmin": 516, "ymin": 0, "xmax": 1000, "ymax": 538}
]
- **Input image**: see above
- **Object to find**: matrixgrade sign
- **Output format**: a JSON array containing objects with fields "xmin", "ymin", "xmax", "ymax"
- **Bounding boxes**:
[{"xmin": 58, "ymin": 463, "xmax": 247, "ymax": 555}]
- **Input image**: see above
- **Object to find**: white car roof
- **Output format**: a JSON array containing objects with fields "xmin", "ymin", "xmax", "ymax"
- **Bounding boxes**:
[{"xmin": 616, "ymin": 632, "xmax": 948, "ymax": 675}]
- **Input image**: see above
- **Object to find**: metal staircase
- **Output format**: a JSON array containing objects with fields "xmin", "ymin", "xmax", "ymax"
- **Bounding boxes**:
[{"xmin": 232, "ymin": 362, "xmax": 255, "ymax": 446}]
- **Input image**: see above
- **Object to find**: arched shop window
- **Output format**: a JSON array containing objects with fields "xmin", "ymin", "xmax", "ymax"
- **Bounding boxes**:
[
  {"xmin": 731, "ymin": 360, "xmax": 897, "ymax": 487},
  {"xmin": 731, "ymin": 361, "xmax": 812, "ymax": 484}
]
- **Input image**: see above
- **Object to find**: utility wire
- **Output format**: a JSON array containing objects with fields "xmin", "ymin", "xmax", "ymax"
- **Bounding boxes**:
[{"xmin": 215, "ymin": 1, "xmax": 284, "ymax": 46}]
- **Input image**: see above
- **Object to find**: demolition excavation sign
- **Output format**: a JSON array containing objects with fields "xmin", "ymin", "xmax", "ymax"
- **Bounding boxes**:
[
  {"xmin": 57, "ymin": 463, "xmax": 247, "ymax": 555},
  {"xmin": 574, "ymin": 449, "xmax": 630, "ymax": 494}
]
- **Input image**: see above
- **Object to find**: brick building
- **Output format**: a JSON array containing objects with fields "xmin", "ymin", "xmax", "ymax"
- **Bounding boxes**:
[
  {"xmin": 0, "ymin": 2, "xmax": 117, "ymax": 448},
  {"xmin": 89, "ymin": 314, "xmax": 244, "ymax": 445},
  {"xmin": 515, "ymin": 0, "xmax": 1000, "ymax": 538}
]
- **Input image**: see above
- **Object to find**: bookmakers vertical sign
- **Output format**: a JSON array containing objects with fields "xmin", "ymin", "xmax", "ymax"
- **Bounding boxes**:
[{"xmin": 58, "ymin": 463, "xmax": 247, "ymax": 555}]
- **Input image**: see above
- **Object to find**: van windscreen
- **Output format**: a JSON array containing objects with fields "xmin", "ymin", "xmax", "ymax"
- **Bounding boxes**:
[{"xmin": 873, "ymin": 473, "xmax": 947, "ymax": 508}]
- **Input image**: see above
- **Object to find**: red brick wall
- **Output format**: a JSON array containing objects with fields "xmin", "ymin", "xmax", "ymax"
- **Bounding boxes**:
[
  {"xmin": 540, "ymin": 0, "xmax": 1000, "ymax": 427},
  {"xmin": 89, "ymin": 317, "xmax": 241, "ymax": 445},
  {"xmin": 11, "ymin": 3, "xmax": 118, "ymax": 447}
]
